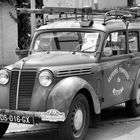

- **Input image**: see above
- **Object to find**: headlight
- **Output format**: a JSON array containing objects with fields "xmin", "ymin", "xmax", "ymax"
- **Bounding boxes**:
[
  {"xmin": 0, "ymin": 69, "xmax": 9, "ymax": 85},
  {"xmin": 39, "ymin": 70, "xmax": 53, "ymax": 87}
]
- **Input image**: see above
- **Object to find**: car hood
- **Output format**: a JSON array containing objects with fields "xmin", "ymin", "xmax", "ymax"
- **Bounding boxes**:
[{"xmin": 14, "ymin": 51, "xmax": 96, "ymax": 69}]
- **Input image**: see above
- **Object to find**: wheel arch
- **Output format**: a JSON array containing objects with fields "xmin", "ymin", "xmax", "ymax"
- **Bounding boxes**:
[
  {"xmin": 77, "ymin": 88, "xmax": 98, "ymax": 122},
  {"xmin": 131, "ymin": 68, "xmax": 140, "ymax": 99},
  {"xmin": 125, "ymin": 68, "xmax": 140, "ymax": 117},
  {"xmin": 47, "ymin": 76, "xmax": 101, "ymax": 119}
]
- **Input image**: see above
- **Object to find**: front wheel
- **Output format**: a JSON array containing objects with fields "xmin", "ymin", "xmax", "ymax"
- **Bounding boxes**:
[
  {"xmin": 0, "ymin": 123, "xmax": 9, "ymax": 138},
  {"xmin": 59, "ymin": 93, "xmax": 90, "ymax": 140}
]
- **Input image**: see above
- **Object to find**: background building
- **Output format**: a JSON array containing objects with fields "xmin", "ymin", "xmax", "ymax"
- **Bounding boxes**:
[
  {"xmin": 136, "ymin": 0, "xmax": 140, "ymax": 4},
  {"xmin": 0, "ymin": 2, "xmax": 18, "ymax": 66},
  {"xmin": 43, "ymin": 0, "xmax": 127, "ymax": 9}
]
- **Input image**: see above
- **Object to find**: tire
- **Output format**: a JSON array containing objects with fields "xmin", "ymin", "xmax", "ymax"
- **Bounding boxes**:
[
  {"xmin": 126, "ymin": 100, "xmax": 140, "ymax": 117},
  {"xmin": 0, "ymin": 123, "xmax": 9, "ymax": 138},
  {"xmin": 59, "ymin": 93, "xmax": 90, "ymax": 140},
  {"xmin": 126, "ymin": 86, "xmax": 140, "ymax": 117}
]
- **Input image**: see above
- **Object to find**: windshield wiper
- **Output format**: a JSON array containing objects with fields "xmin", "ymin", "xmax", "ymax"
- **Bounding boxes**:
[
  {"xmin": 72, "ymin": 43, "xmax": 82, "ymax": 54},
  {"xmin": 81, "ymin": 45, "xmax": 97, "ymax": 52}
]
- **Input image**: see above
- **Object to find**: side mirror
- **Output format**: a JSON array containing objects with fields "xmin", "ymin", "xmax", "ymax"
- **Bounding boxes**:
[{"xmin": 103, "ymin": 47, "xmax": 112, "ymax": 56}]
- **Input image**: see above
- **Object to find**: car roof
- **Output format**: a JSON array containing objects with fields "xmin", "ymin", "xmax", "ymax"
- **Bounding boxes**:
[{"xmin": 37, "ymin": 18, "xmax": 140, "ymax": 33}]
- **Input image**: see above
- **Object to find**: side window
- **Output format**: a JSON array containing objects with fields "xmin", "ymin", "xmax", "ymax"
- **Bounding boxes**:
[
  {"xmin": 128, "ymin": 32, "xmax": 138, "ymax": 53},
  {"xmin": 103, "ymin": 31, "xmax": 126, "ymax": 57}
]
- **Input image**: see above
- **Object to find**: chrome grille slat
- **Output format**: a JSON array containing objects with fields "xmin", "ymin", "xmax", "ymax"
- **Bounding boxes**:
[{"xmin": 9, "ymin": 71, "xmax": 19, "ymax": 110}]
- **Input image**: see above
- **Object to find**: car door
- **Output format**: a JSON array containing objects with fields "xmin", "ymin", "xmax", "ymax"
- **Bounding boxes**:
[{"xmin": 100, "ymin": 31, "xmax": 134, "ymax": 109}]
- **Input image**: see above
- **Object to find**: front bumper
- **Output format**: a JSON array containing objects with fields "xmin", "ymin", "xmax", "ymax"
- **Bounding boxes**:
[{"xmin": 0, "ymin": 109, "xmax": 66, "ymax": 124}]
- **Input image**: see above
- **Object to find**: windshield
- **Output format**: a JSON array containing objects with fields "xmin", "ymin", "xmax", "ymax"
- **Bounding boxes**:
[{"xmin": 33, "ymin": 31, "xmax": 103, "ymax": 52}]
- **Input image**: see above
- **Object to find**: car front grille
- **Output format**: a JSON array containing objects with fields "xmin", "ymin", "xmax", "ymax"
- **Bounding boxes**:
[{"xmin": 9, "ymin": 70, "xmax": 36, "ymax": 111}]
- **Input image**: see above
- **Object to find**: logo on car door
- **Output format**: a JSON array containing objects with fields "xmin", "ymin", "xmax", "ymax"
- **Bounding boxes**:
[{"xmin": 108, "ymin": 67, "xmax": 129, "ymax": 96}]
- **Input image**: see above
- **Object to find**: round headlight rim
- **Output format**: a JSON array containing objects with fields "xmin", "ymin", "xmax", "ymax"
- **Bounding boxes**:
[
  {"xmin": 0, "ymin": 69, "xmax": 10, "ymax": 85},
  {"xmin": 39, "ymin": 69, "xmax": 53, "ymax": 87}
]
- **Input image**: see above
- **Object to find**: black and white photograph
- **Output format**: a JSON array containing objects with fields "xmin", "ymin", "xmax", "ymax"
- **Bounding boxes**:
[{"xmin": 0, "ymin": 0, "xmax": 140, "ymax": 140}]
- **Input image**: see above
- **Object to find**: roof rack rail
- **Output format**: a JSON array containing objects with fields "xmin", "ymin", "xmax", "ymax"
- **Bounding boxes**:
[
  {"xmin": 17, "ymin": 6, "xmax": 106, "ymax": 21},
  {"xmin": 17, "ymin": 7, "xmax": 140, "ymax": 25},
  {"xmin": 103, "ymin": 9, "xmax": 140, "ymax": 25},
  {"xmin": 17, "ymin": 6, "xmax": 106, "ymax": 15}
]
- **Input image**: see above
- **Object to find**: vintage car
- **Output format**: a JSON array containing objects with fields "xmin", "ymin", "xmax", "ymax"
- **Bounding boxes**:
[{"xmin": 0, "ymin": 9, "xmax": 140, "ymax": 140}]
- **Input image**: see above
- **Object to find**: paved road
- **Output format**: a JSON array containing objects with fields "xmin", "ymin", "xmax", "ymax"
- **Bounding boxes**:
[{"xmin": 2, "ymin": 105, "xmax": 140, "ymax": 140}]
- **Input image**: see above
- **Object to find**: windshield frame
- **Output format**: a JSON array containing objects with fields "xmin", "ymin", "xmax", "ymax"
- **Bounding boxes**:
[{"xmin": 30, "ymin": 29, "xmax": 105, "ymax": 54}]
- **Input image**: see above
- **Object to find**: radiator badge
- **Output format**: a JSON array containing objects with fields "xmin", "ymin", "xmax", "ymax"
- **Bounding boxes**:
[{"xmin": 40, "ymin": 109, "xmax": 65, "ymax": 122}]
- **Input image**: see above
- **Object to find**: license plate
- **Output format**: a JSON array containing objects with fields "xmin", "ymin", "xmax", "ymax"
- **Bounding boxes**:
[{"xmin": 0, "ymin": 112, "xmax": 34, "ymax": 124}]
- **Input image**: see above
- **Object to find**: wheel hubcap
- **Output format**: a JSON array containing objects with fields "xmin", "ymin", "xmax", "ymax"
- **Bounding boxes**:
[
  {"xmin": 136, "ymin": 88, "xmax": 140, "ymax": 104},
  {"xmin": 73, "ymin": 109, "xmax": 83, "ymax": 131}
]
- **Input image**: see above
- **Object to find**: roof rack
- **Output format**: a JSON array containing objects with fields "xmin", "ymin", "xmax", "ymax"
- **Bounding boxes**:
[
  {"xmin": 17, "ymin": 7, "xmax": 140, "ymax": 25},
  {"xmin": 103, "ymin": 9, "xmax": 140, "ymax": 25},
  {"xmin": 17, "ymin": 6, "xmax": 106, "ymax": 15},
  {"xmin": 17, "ymin": 6, "xmax": 106, "ymax": 21},
  {"xmin": 130, "ymin": 6, "xmax": 140, "ymax": 12}
]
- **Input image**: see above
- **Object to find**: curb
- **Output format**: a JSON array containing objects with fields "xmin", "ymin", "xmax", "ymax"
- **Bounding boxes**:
[{"xmin": 6, "ymin": 123, "xmax": 58, "ymax": 135}]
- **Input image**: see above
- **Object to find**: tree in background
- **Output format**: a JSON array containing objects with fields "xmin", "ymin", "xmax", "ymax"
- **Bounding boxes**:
[
  {"xmin": 128, "ymin": 0, "xmax": 135, "ymax": 7},
  {"xmin": 16, "ymin": 0, "xmax": 31, "ymax": 50},
  {"xmin": 17, "ymin": 0, "xmax": 43, "ymax": 50}
]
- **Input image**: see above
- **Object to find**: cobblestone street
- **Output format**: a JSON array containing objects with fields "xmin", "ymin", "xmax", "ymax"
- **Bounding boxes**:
[{"xmin": 4, "ymin": 106, "xmax": 140, "ymax": 140}]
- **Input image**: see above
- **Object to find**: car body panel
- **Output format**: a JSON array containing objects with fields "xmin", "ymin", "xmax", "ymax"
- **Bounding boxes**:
[
  {"xmin": 47, "ymin": 76, "xmax": 101, "ymax": 117},
  {"xmin": 100, "ymin": 55, "xmax": 134, "ymax": 108},
  {"xmin": 129, "ymin": 54, "xmax": 140, "ymax": 99},
  {"xmin": 0, "ymin": 16, "xmax": 140, "ymax": 124},
  {"xmin": 20, "ymin": 51, "xmax": 97, "ymax": 68}
]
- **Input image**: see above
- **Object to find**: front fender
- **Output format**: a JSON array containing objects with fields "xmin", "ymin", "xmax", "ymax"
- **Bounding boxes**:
[{"xmin": 47, "ymin": 76, "xmax": 100, "ymax": 118}]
